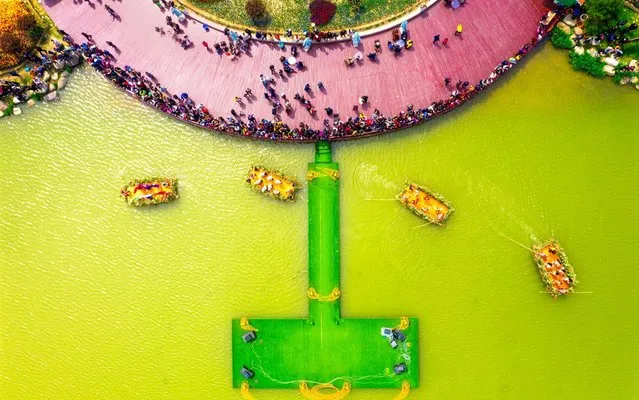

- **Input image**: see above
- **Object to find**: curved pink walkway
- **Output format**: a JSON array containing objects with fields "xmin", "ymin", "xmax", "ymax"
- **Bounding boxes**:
[{"xmin": 43, "ymin": 0, "xmax": 547, "ymax": 130}]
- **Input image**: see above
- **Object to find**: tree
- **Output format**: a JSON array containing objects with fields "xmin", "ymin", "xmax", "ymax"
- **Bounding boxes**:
[
  {"xmin": 0, "ymin": 33, "xmax": 23, "ymax": 55},
  {"xmin": 16, "ymin": 14, "xmax": 37, "ymax": 32},
  {"xmin": 584, "ymin": 0, "xmax": 625, "ymax": 35},
  {"xmin": 245, "ymin": 0, "xmax": 267, "ymax": 21}
]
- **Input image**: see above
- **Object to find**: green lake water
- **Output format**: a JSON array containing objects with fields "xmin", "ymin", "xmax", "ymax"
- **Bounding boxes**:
[{"xmin": 1, "ymin": 45, "xmax": 638, "ymax": 399}]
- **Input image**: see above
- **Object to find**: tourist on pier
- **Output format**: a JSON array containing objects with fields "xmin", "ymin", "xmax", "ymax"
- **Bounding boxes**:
[
  {"xmin": 304, "ymin": 84, "xmax": 312, "ymax": 93},
  {"xmin": 318, "ymin": 81, "xmax": 324, "ymax": 91},
  {"xmin": 270, "ymin": 65, "xmax": 276, "ymax": 75},
  {"xmin": 442, "ymin": 37, "xmax": 448, "ymax": 46},
  {"xmin": 455, "ymin": 24, "xmax": 463, "ymax": 36},
  {"xmin": 325, "ymin": 107, "xmax": 333, "ymax": 116},
  {"xmin": 433, "ymin": 34, "xmax": 440, "ymax": 45},
  {"xmin": 367, "ymin": 52, "xmax": 377, "ymax": 61},
  {"xmin": 374, "ymin": 40, "xmax": 382, "ymax": 52},
  {"xmin": 444, "ymin": 77, "xmax": 451, "ymax": 86},
  {"xmin": 359, "ymin": 96, "xmax": 368, "ymax": 105},
  {"xmin": 279, "ymin": 70, "xmax": 285, "ymax": 79}
]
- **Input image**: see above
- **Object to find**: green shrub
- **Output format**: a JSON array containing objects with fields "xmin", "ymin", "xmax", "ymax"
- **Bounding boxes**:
[
  {"xmin": 551, "ymin": 28, "xmax": 574, "ymax": 49},
  {"xmin": 568, "ymin": 51, "xmax": 606, "ymax": 77},
  {"xmin": 622, "ymin": 42, "xmax": 639, "ymax": 59},
  {"xmin": 2, "ymin": 97, "xmax": 15, "ymax": 117},
  {"xmin": 612, "ymin": 69, "xmax": 639, "ymax": 84},
  {"xmin": 245, "ymin": 0, "xmax": 267, "ymax": 21},
  {"xmin": 27, "ymin": 25, "xmax": 44, "ymax": 41},
  {"xmin": 584, "ymin": 0, "xmax": 624, "ymax": 35}
]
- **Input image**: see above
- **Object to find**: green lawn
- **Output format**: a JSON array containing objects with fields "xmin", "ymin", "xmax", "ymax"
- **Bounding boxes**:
[{"xmin": 185, "ymin": 0, "xmax": 417, "ymax": 31}]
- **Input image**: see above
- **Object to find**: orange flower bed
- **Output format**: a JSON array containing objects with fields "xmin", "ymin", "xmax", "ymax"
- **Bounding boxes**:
[
  {"xmin": 0, "ymin": 0, "xmax": 39, "ymax": 69},
  {"xmin": 533, "ymin": 240, "xmax": 577, "ymax": 298}
]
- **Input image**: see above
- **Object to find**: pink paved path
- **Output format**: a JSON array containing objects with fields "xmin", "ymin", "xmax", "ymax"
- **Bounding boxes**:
[{"xmin": 43, "ymin": 0, "xmax": 547, "ymax": 130}]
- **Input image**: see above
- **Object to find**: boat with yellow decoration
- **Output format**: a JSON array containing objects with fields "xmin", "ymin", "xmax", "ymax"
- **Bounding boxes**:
[
  {"xmin": 533, "ymin": 240, "xmax": 577, "ymax": 298},
  {"xmin": 247, "ymin": 166, "xmax": 300, "ymax": 201},
  {"xmin": 398, "ymin": 183, "xmax": 453, "ymax": 225},
  {"xmin": 120, "ymin": 177, "xmax": 179, "ymax": 207}
]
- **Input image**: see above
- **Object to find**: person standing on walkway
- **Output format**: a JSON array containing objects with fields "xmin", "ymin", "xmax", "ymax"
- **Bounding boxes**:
[
  {"xmin": 444, "ymin": 77, "xmax": 451, "ymax": 86},
  {"xmin": 433, "ymin": 34, "xmax": 440, "ymax": 45},
  {"xmin": 442, "ymin": 37, "xmax": 449, "ymax": 46},
  {"xmin": 455, "ymin": 24, "xmax": 463, "ymax": 36}
]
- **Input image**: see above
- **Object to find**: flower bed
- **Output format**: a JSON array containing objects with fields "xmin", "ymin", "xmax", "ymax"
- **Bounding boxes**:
[
  {"xmin": 532, "ymin": 240, "xmax": 577, "ymax": 298},
  {"xmin": 309, "ymin": 0, "xmax": 337, "ymax": 26},
  {"xmin": 398, "ymin": 183, "xmax": 453, "ymax": 225},
  {"xmin": 121, "ymin": 177, "xmax": 179, "ymax": 207},
  {"xmin": 246, "ymin": 166, "xmax": 300, "ymax": 201}
]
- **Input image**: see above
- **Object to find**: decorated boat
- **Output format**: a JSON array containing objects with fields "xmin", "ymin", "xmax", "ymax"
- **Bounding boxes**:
[
  {"xmin": 120, "ymin": 177, "xmax": 179, "ymax": 206},
  {"xmin": 398, "ymin": 183, "xmax": 453, "ymax": 225},
  {"xmin": 533, "ymin": 240, "xmax": 577, "ymax": 298},
  {"xmin": 247, "ymin": 166, "xmax": 300, "ymax": 202}
]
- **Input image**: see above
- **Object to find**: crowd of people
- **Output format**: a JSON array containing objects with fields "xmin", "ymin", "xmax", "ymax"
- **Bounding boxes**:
[
  {"xmin": 68, "ymin": 11, "xmax": 555, "ymax": 142},
  {"xmin": 4, "ymin": 0, "xmax": 557, "ymax": 139}
]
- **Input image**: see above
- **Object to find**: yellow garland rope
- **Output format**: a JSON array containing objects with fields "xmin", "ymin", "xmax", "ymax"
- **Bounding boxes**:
[
  {"xmin": 240, "ymin": 381, "xmax": 256, "ymax": 400},
  {"xmin": 299, "ymin": 381, "xmax": 351, "ymax": 400},
  {"xmin": 394, "ymin": 317, "xmax": 410, "ymax": 331},
  {"xmin": 392, "ymin": 381, "xmax": 411, "ymax": 400},
  {"xmin": 306, "ymin": 168, "xmax": 340, "ymax": 181},
  {"xmin": 240, "ymin": 317, "xmax": 258, "ymax": 332},
  {"xmin": 307, "ymin": 287, "xmax": 341, "ymax": 302}
]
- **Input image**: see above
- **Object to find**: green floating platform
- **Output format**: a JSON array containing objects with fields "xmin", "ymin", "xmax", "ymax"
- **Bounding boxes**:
[{"xmin": 232, "ymin": 141, "xmax": 419, "ymax": 392}]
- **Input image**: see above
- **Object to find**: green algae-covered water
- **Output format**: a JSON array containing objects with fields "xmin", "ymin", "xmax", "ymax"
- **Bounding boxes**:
[{"xmin": 1, "ymin": 46, "xmax": 638, "ymax": 399}]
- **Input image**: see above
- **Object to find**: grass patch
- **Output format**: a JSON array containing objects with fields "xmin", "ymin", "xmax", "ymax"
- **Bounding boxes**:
[{"xmin": 187, "ymin": 0, "xmax": 417, "ymax": 31}]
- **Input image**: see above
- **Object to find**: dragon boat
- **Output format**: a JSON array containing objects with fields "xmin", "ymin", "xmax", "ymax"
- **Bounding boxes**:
[
  {"xmin": 398, "ymin": 183, "xmax": 453, "ymax": 225},
  {"xmin": 246, "ymin": 166, "xmax": 300, "ymax": 201},
  {"xmin": 120, "ymin": 177, "xmax": 179, "ymax": 207},
  {"xmin": 533, "ymin": 240, "xmax": 577, "ymax": 298}
]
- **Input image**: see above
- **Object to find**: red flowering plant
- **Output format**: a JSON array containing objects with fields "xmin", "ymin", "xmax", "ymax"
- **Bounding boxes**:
[{"xmin": 309, "ymin": 0, "xmax": 337, "ymax": 26}]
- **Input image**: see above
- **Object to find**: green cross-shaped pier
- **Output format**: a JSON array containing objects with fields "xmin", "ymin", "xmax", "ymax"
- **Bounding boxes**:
[{"xmin": 232, "ymin": 141, "xmax": 419, "ymax": 396}]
